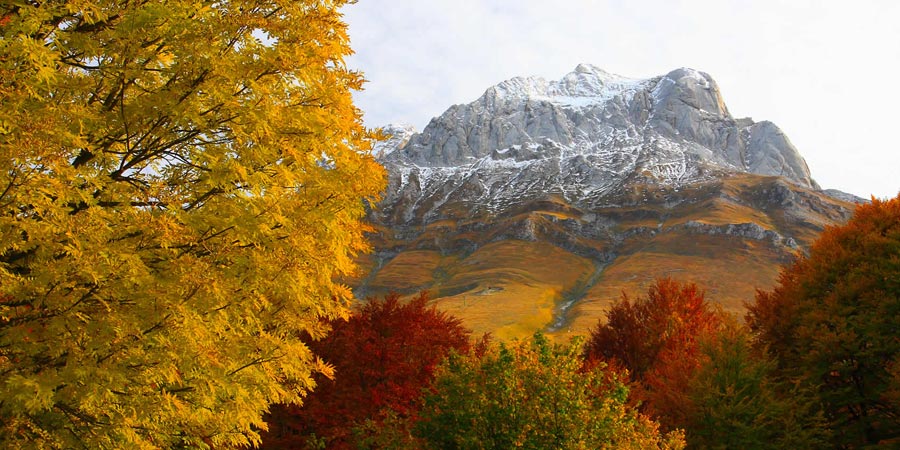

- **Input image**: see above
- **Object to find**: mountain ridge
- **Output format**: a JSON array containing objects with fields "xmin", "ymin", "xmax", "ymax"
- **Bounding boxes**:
[
  {"xmin": 359, "ymin": 64, "xmax": 859, "ymax": 339},
  {"xmin": 383, "ymin": 65, "xmax": 814, "ymax": 179}
]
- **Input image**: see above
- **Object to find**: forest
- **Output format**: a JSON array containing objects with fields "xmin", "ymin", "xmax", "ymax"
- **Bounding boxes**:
[
  {"xmin": 259, "ymin": 195, "xmax": 900, "ymax": 448},
  {"xmin": 1, "ymin": 1, "xmax": 899, "ymax": 449}
]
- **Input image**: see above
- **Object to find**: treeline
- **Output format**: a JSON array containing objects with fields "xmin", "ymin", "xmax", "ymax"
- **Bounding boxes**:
[
  {"xmin": 261, "ymin": 292, "xmax": 683, "ymax": 449},
  {"xmin": 262, "ymin": 196, "xmax": 900, "ymax": 449}
]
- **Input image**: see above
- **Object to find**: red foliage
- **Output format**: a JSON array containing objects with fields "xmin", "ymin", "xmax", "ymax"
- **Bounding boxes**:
[
  {"xmin": 584, "ymin": 278, "xmax": 721, "ymax": 380},
  {"xmin": 261, "ymin": 292, "xmax": 470, "ymax": 449},
  {"xmin": 640, "ymin": 326, "xmax": 709, "ymax": 428},
  {"xmin": 583, "ymin": 278, "xmax": 722, "ymax": 429}
]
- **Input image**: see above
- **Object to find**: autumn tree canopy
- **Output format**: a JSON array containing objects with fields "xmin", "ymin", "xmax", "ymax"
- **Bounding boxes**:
[
  {"xmin": 262, "ymin": 292, "xmax": 471, "ymax": 449},
  {"xmin": 748, "ymin": 195, "xmax": 900, "ymax": 447},
  {"xmin": 583, "ymin": 278, "xmax": 724, "ymax": 433},
  {"xmin": 0, "ymin": 1, "xmax": 384, "ymax": 448},
  {"xmin": 583, "ymin": 278, "xmax": 721, "ymax": 382},
  {"xmin": 415, "ymin": 333, "xmax": 686, "ymax": 450}
]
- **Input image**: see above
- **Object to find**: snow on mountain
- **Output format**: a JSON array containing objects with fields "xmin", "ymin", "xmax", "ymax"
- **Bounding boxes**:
[
  {"xmin": 484, "ymin": 64, "xmax": 647, "ymax": 109},
  {"xmin": 374, "ymin": 65, "xmax": 821, "ymax": 225},
  {"xmin": 372, "ymin": 123, "xmax": 417, "ymax": 158}
]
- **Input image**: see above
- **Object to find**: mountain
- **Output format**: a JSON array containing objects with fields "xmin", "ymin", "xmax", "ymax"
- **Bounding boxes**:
[{"xmin": 358, "ymin": 65, "xmax": 858, "ymax": 340}]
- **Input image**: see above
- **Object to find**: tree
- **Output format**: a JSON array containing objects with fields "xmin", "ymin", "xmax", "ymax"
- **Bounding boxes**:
[
  {"xmin": 414, "ymin": 333, "xmax": 685, "ymax": 449},
  {"xmin": 685, "ymin": 321, "xmax": 829, "ymax": 449},
  {"xmin": 261, "ymin": 292, "xmax": 471, "ymax": 449},
  {"xmin": 0, "ymin": 2, "xmax": 384, "ymax": 448},
  {"xmin": 747, "ymin": 195, "xmax": 900, "ymax": 446},
  {"xmin": 583, "ymin": 278, "xmax": 722, "ymax": 430},
  {"xmin": 583, "ymin": 278, "xmax": 721, "ymax": 381}
]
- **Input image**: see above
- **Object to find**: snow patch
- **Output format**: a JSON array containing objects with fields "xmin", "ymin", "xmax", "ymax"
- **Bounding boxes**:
[
  {"xmin": 373, "ymin": 123, "xmax": 417, "ymax": 158},
  {"xmin": 486, "ymin": 64, "xmax": 649, "ymax": 110}
]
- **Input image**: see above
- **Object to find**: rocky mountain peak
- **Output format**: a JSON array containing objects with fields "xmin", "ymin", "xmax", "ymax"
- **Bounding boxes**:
[
  {"xmin": 375, "ymin": 64, "xmax": 825, "ymax": 224},
  {"xmin": 373, "ymin": 123, "xmax": 417, "ymax": 158},
  {"xmin": 361, "ymin": 65, "xmax": 858, "ymax": 338},
  {"xmin": 652, "ymin": 67, "xmax": 729, "ymax": 118},
  {"xmin": 479, "ymin": 64, "xmax": 642, "ymax": 111}
]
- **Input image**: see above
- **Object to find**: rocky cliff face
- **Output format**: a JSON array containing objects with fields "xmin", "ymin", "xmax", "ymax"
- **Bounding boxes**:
[
  {"xmin": 375, "ymin": 65, "xmax": 821, "ymax": 226},
  {"xmin": 360, "ymin": 65, "xmax": 856, "ymax": 339}
]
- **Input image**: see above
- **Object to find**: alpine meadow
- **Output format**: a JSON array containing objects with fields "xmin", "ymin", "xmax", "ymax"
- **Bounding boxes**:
[{"xmin": 0, "ymin": 1, "xmax": 384, "ymax": 448}]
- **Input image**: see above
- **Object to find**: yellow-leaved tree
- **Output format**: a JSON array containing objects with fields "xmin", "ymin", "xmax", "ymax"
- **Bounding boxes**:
[{"xmin": 0, "ymin": 1, "xmax": 384, "ymax": 448}]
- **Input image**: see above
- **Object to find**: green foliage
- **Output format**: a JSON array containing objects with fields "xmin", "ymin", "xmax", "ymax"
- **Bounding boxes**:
[
  {"xmin": 413, "ymin": 333, "xmax": 685, "ymax": 450},
  {"xmin": 0, "ymin": 1, "xmax": 384, "ymax": 448},
  {"xmin": 685, "ymin": 322, "xmax": 830, "ymax": 449},
  {"xmin": 748, "ymin": 195, "xmax": 900, "ymax": 447}
]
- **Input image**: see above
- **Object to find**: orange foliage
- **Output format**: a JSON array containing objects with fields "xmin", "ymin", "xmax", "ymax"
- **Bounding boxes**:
[
  {"xmin": 584, "ymin": 278, "xmax": 723, "ymax": 430},
  {"xmin": 748, "ymin": 194, "xmax": 900, "ymax": 446},
  {"xmin": 641, "ymin": 331, "xmax": 708, "ymax": 429},
  {"xmin": 261, "ymin": 292, "xmax": 470, "ymax": 449}
]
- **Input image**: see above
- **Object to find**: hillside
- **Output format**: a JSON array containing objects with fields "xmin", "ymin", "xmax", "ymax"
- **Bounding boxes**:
[{"xmin": 358, "ymin": 65, "xmax": 858, "ymax": 339}]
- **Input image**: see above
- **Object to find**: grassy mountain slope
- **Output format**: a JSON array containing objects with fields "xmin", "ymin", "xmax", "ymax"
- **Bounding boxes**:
[{"xmin": 358, "ymin": 174, "xmax": 855, "ymax": 340}]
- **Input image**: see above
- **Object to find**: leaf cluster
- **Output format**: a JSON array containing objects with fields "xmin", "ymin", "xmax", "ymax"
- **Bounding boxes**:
[
  {"xmin": 0, "ymin": 1, "xmax": 384, "ymax": 447},
  {"xmin": 414, "ymin": 333, "xmax": 684, "ymax": 450},
  {"xmin": 748, "ymin": 195, "xmax": 900, "ymax": 446},
  {"xmin": 262, "ymin": 292, "xmax": 471, "ymax": 449}
]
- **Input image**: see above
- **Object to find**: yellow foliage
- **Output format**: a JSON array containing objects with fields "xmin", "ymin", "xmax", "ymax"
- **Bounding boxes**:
[
  {"xmin": 0, "ymin": 1, "xmax": 384, "ymax": 448},
  {"xmin": 416, "ymin": 334, "xmax": 685, "ymax": 449}
]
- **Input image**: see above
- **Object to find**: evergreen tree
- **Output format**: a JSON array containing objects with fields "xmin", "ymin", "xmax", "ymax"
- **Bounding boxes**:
[{"xmin": 686, "ymin": 322, "xmax": 830, "ymax": 449}]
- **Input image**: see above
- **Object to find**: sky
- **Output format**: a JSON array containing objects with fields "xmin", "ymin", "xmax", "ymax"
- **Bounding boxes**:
[{"xmin": 342, "ymin": 0, "xmax": 899, "ymax": 199}]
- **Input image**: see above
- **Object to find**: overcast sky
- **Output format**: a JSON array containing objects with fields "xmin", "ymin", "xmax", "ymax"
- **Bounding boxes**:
[{"xmin": 343, "ymin": 0, "xmax": 899, "ymax": 199}]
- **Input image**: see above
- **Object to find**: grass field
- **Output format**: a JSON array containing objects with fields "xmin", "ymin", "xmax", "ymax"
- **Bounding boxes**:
[
  {"xmin": 363, "ymin": 240, "xmax": 593, "ymax": 340},
  {"xmin": 362, "ymin": 233, "xmax": 789, "ymax": 340},
  {"xmin": 559, "ymin": 232, "xmax": 787, "ymax": 335}
]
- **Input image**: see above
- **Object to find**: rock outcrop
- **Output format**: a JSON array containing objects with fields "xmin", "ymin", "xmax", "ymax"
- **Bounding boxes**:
[
  {"xmin": 359, "ymin": 65, "xmax": 857, "ymax": 339},
  {"xmin": 376, "ymin": 65, "xmax": 822, "ymax": 225}
]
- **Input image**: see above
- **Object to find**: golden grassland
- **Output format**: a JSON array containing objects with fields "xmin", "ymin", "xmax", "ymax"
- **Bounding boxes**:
[
  {"xmin": 359, "ymin": 174, "xmax": 855, "ymax": 341},
  {"xmin": 360, "ymin": 233, "xmax": 788, "ymax": 341},
  {"xmin": 363, "ymin": 240, "xmax": 594, "ymax": 340},
  {"xmin": 559, "ymin": 233, "xmax": 786, "ymax": 336},
  {"xmin": 371, "ymin": 250, "xmax": 446, "ymax": 291}
]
